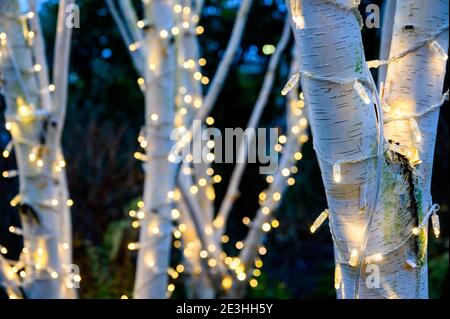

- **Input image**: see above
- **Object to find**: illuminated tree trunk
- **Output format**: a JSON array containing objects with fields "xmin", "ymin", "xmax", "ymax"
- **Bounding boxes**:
[
  {"xmin": 287, "ymin": 0, "xmax": 445, "ymax": 299},
  {"xmin": 133, "ymin": 0, "xmax": 178, "ymax": 299},
  {"xmin": 380, "ymin": 0, "xmax": 449, "ymax": 298},
  {"xmin": 0, "ymin": 0, "xmax": 74, "ymax": 299}
]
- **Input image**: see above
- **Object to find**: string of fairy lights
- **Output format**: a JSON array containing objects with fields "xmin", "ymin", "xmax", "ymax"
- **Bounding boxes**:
[
  {"xmin": 0, "ymin": 6, "xmax": 77, "ymax": 299},
  {"xmin": 286, "ymin": 0, "xmax": 448, "ymax": 297}
]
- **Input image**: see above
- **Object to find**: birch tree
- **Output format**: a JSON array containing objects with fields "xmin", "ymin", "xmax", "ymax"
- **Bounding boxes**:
[
  {"xmin": 287, "ymin": 0, "xmax": 448, "ymax": 299},
  {"xmin": 379, "ymin": 0, "xmax": 448, "ymax": 298},
  {"xmin": 0, "ymin": 0, "xmax": 75, "ymax": 299}
]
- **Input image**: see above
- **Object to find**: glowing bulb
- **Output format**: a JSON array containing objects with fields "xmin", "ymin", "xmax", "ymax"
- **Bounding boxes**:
[
  {"xmin": 409, "ymin": 118, "xmax": 422, "ymax": 143},
  {"xmin": 190, "ymin": 185, "xmax": 198, "ymax": 194},
  {"xmin": 193, "ymin": 72, "xmax": 202, "ymax": 80},
  {"xmin": 249, "ymin": 279, "xmax": 258, "ymax": 288},
  {"xmin": 334, "ymin": 263, "xmax": 342, "ymax": 289},
  {"xmin": 237, "ymin": 272, "xmax": 246, "ymax": 281},
  {"xmin": 176, "ymin": 264, "xmax": 184, "ymax": 273},
  {"xmin": 159, "ymin": 29, "xmax": 168, "ymax": 38},
  {"xmin": 171, "ymin": 209, "xmax": 180, "ymax": 220},
  {"xmin": 281, "ymin": 73, "xmax": 300, "ymax": 95},
  {"xmin": 196, "ymin": 26, "xmax": 204, "ymax": 35},
  {"xmin": 412, "ymin": 227, "xmax": 419, "ymax": 235},
  {"xmin": 354, "ymin": 80, "xmax": 371, "ymax": 104},
  {"xmin": 128, "ymin": 43, "xmax": 138, "ymax": 51},
  {"xmin": 128, "ymin": 243, "xmax": 139, "ymax": 250},
  {"xmin": 310, "ymin": 209, "xmax": 329, "ymax": 234},
  {"xmin": 222, "ymin": 276, "xmax": 233, "ymax": 290},
  {"xmin": 262, "ymin": 223, "xmax": 271, "ymax": 232},
  {"xmin": 136, "ymin": 20, "xmax": 145, "ymax": 29},
  {"xmin": 272, "ymin": 192, "xmax": 281, "ymax": 202},
  {"xmin": 208, "ymin": 259, "xmax": 217, "ymax": 267},
  {"xmin": 150, "ymin": 113, "xmax": 159, "ymax": 122},
  {"xmin": 171, "ymin": 27, "xmax": 180, "ymax": 35},
  {"xmin": 333, "ymin": 163, "xmax": 342, "ymax": 183},
  {"xmin": 349, "ymin": 249, "xmax": 358, "ymax": 267},
  {"xmin": 33, "ymin": 64, "xmax": 42, "ymax": 72},
  {"xmin": 201, "ymin": 76, "xmax": 209, "ymax": 85},
  {"xmin": 431, "ymin": 213, "xmax": 440, "ymax": 238},
  {"xmin": 173, "ymin": 4, "xmax": 182, "ymax": 12}
]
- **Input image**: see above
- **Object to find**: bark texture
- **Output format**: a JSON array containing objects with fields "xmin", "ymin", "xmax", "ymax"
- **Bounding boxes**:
[{"xmin": 287, "ymin": 0, "xmax": 439, "ymax": 299}]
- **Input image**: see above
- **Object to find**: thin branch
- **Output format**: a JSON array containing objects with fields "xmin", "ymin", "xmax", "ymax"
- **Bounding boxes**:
[
  {"xmin": 378, "ymin": 0, "xmax": 396, "ymax": 89},
  {"xmin": 52, "ymin": 0, "xmax": 74, "ymax": 142},
  {"xmin": 105, "ymin": 0, "xmax": 144, "ymax": 75},
  {"xmin": 197, "ymin": 0, "xmax": 253, "ymax": 121}
]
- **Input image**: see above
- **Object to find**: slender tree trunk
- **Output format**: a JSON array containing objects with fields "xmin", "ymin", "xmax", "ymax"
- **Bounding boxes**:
[
  {"xmin": 133, "ymin": 0, "xmax": 177, "ymax": 299},
  {"xmin": 172, "ymin": 0, "xmax": 216, "ymax": 298}
]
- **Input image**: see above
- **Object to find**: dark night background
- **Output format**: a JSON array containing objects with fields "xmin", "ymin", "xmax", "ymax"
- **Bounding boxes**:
[{"xmin": 0, "ymin": 0, "xmax": 448, "ymax": 298}]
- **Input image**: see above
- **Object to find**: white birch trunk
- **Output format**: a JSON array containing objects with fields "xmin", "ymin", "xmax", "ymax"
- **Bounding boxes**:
[
  {"xmin": 287, "ymin": 0, "xmax": 438, "ymax": 299},
  {"xmin": 133, "ymin": 0, "xmax": 178, "ymax": 299},
  {"xmin": 172, "ymin": 0, "xmax": 216, "ymax": 297},
  {"xmin": 380, "ymin": 0, "xmax": 449, "ymax": 298}
]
